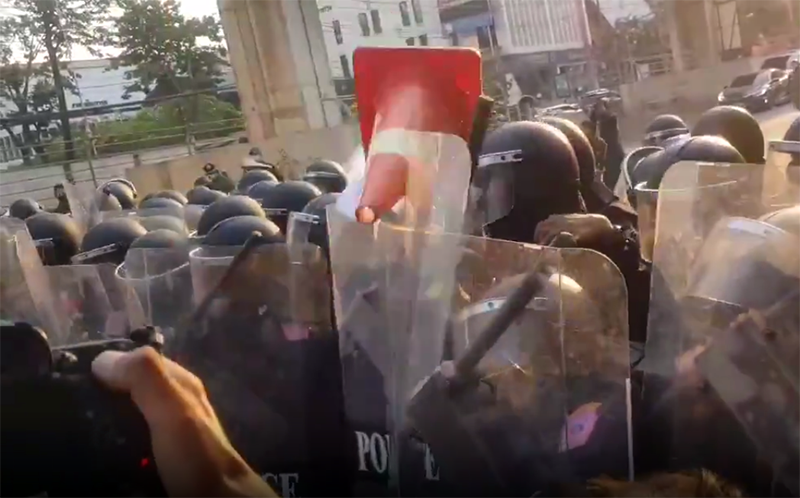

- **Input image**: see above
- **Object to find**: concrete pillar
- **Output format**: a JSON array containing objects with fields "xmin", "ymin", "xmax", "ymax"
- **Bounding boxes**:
[
  {"xmin": 702, "ymin": 0, "xmax": 720, "ymax": 64},
  {"xmin": 218, "ymin": 0, "xmax": 342, "ymax": 144},
  {"xmin": 665, "ymin": 0, "xmax": 686, "ymax": 73}
]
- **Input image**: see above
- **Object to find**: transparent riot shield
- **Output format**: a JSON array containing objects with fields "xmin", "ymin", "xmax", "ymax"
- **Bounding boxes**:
[
  {"xmin": 115, "ymin": 247, "xmax": 192, "ymax": 343},
  {"xmin": 42, "ymin": 264, "xmax": 130, "ymax": 345},
  {"xmin": 692, "ymin": 221, "xmax": 799, "ymax": 494},
  {"xmin": 328, "ymin": 207, "xmax": 632, "ymax": 496},
  {"xmin": 765, "ymin": 140, "xmax": 800, "ymax": 209},
  {"xmin": 173, "ymin": 241, "xmax": 347, "ymax": 497},
  {"xmin": 0, "ymin": 219, "xmax": 63, "ymax": 340},
  {"xmin": 640, "ymin": 161, "xmax": 799, "ymax": 494},
  {"xmin": 63, "ymin": 182, "xmax": 100, "ymax": 231},
  {"xmin": 642, "ymin": 160, "xmax": 793, "ymax": 376}
]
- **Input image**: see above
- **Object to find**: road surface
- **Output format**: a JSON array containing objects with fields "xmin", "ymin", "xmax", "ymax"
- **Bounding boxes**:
[{"xmin": 1, "ymin": 105, "xmax": 798, "ymax": 208}]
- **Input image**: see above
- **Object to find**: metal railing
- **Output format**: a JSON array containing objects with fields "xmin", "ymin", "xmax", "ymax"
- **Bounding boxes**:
[{"xmin": 0, "ymin": 116, "xmax": 245, "ymax": 208}]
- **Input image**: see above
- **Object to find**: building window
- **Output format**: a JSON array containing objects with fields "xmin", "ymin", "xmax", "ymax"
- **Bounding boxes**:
[
  {"xmin": 405, "ymin": 37, "xmax": 415, "ymax": 46},
  {"xmin": 399, "ymin": 1, "xmax": 410, "ymax": 26},
  {"xmin": 332, "ymin": 20, "xmax": 343, "ymax": 45},
  {"xmin": 358, "ymin": 12, "xmax": 370, "ymax": 36},
  {"xmin": 411, "ymin": 0, "xmax": 423, "ymax": 24},
  {"xmin": 370, "ymin": 9, "xmax": 382, "ymax": 34},
  {"xmin": 340, "ymin": 54, "xmax": 352, "ymax": 79},
  {"xmin": 419, "ymin": 34, "xmax": 428, "ymax": 46}
]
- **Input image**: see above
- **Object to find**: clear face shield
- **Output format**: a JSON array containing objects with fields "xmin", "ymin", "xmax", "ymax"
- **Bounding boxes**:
[
  {"xmin": 466, "ymin": 150, "xmax": 521, "ymax": 235},
  {"xmin": 616, "ymin": 146, "xmax": 661, "ymax": 205},
  {"xmin": 643, "ymin": 128, "xmax": 688, "ymax": 147}
]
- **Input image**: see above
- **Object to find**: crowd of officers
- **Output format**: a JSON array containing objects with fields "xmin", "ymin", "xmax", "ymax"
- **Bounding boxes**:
[{"xmin": 1, "ymin": 103, "xmax": 799, "ymax": 497}]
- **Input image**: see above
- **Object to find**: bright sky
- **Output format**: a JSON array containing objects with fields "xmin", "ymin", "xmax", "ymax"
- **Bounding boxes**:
[{"xmin": 4, "ymin": 0, "xmax": 222, "ymax": 61}]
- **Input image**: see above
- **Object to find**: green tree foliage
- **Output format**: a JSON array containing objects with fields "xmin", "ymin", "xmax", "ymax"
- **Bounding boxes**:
[
  {"xmin": 91, "ymin": 94, "xmax": 243, "ymax": 155},
  {"xmin": 105, "ymin": 0, "xmax": 228, "ymax": 100},
  {"xmin": 1, "ymin": 0, "xmax": 112, "ymax": 169},
  {"xmin": 0, "ymin": 13, "xmax": 78, "ymax": 165}
]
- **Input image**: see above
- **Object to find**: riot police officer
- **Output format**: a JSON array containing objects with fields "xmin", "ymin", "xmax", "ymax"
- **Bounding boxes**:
[
  {"xmin": 242, "ymin": 147, "xmax": 283, "ymax": 181},
  {"xmin": 202, "ymin": 163, "xmax": 236, "ymax": 193},
  {"xmin": 98, "ymin": 179, "xmax": 137, "ymax": 209},
  {"xmin": 540, "ymin": 116, "xmax": 637, "ymax": 228},
  {"xmin": 643, "ymin": 114, "xmax": 689, "ymax": 147},
  {"xmin": 51, "ymin": 183, "xmax": 71, "ymax": 214},
  {"xmin": 195, "ymin": 195, "xmax": 267, "ymax": 237},
  {"xmin": 257, "ymin": 181, "xmax": 322, "ymax": 235},
  {"xmin": 186, "ymin": 186, "xmax": 227, "ymax": 206},
  {"xmin": 74, "ymin": 217, "xmax": 147, "ymax": 265},
  {"xmin": 474, "ymin": 121, "xmax": 584, "ymax": 243},
  {"xmin": 237, "ymin": 169, "xmax": 279, "ymax": 195},
  {"xmin": 302, "ymin": 160, "xmax": 348, "ymax": 194},
  {"xmin": 691, "ymin": 106, "xmax": 765, "ymax": 164},
  {"xmin": 474, "ymin": 121, "xmax": 649, "ymax": 345},
  {"xmin": 8, "ymin": 198, "xmax": 43, "ymax": 220},
  {"xmin": 25, "ymin": 212, "xmax": 82, "ymax": 266}
]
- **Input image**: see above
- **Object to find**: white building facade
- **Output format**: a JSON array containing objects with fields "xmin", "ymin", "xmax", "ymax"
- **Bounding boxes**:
[
  {"xmin": 440, "ymin": 0, "xmax": 596, "ymax": 101},
  {"xmin": 317, "ymin": 0, "xmax": 450, "ymax": 96}
]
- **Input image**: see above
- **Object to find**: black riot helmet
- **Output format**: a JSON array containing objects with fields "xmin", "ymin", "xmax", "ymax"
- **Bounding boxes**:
[
  {"xmin": 194, "ymin": 175, "xmax": 212, "ymax": 187},
  {"xmin": 94, "ymin": 188, "xmax": 123, "ymax": 212},
  {"xmin": 692, "ymin": 106, "xmax": 765, "ymax": 164},
  {"xmin": 644, "ymin": 114, "xmax": 689, "ymax": 147},
  {"xmin": 202, "ymin": 215, "xmax": 283, "ymax": 247},
  {"xmin": 292, "ymin": 193, "xmax": 339, "ymax": 254},
  {"xmin": 129, "ymin": 228, "xmax": 188, "ymax": 251},
  {"xmin": 196, "ymin": 195, "xmax": 266, "ymax": 236},
  {"xmin": 237, "ymin": 169, "xmax": 279, "ymax": 194},
  {"xmin": 138, "ymin": 196, "xmax": 184, "ymax": 216},
  {"xmin": 8, "ymin": 198, "xmax": 43, "ymax": 220},
  {"xmin": 247, "ymin": 178, "xmax": 280, "ymax": 201},
  {"xmin": 637, "ymin": 136, "xmax": 745, "ymax": 191},
  {"xmin": 141, "ymin": 190, "xmax": 188, "ymax": 206},
  {"xmin": 473, "ymin": 121, "xmax": 583, "ymax": 243},
  {"xmin": 75, "ymin": 217, "xmax": 147, "ymax": 265},
  {"xmin": 138, "ymin": 214, "xmax": 188, "ymax": 235},
  {"xmin": 539, "ymin": 117, "xmax": 595, "ymax": 189},
  {"xmin": 759, "ymin": 204, "xmax": 800, "ymax": 236},
  {"xmin": 98, "ymin": 179, "xmax": 137, "ymax": 209},
  {"xmin": 303, "ymin": 160, "xmax": 348, "ymax": 194},
  {"xmin": 259, "ymin": 181, "xmax": 322, "ymax": 234},
  {"xmin": 186, "ymin": 186, "xmax": 227, "ymax": 206},
  {"xmin": 25, "ymin": 212, "xmax": 82, "ymax": 266},
  {"xmin": 621, "ymin": 146, "xmax": 662, "ymax": 197}
]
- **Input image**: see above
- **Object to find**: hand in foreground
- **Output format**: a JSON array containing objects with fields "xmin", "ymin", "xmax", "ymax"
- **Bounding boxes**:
[
  {"xmin": 92, "ymin": 347, "xmax": 277, "ymax": 498},
  {"xmin": 534, "ymin": 213, "xmax": 614, "ymax": 246}
]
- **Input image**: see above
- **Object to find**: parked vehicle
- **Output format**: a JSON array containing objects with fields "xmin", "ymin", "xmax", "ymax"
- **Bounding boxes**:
[
  {"xmin": 540, "ymin": 103, "xmax": 589, "ymax": 125},
  {"xmin": 760, "ymin": 50, "xmax": 800, "ymax": 72},
  {"xmin": 579, "ymin": 89, "xmax": 624, "ymax": 115},
  {"xmin": 717, "ymin": 69, "xmax": 790, "ymax": 111}
]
